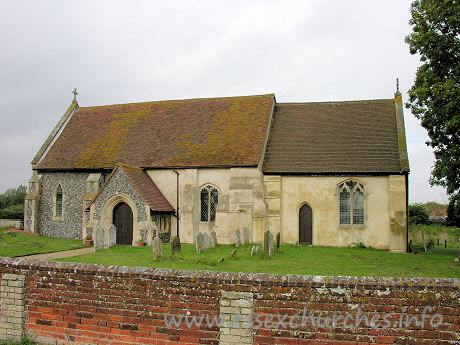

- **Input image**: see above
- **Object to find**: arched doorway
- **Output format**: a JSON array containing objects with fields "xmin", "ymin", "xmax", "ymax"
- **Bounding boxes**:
[
  {"xmin": 113, "ymin": 202, "xmax": 133, "ymax": 245},
  {"xmin": 299, "ymin": 204, "xmax": 312, "ymax": 245}
]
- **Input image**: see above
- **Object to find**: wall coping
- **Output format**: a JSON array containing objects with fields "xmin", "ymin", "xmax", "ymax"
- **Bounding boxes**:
[{"xmin": 1, "ymin": 257, "xmax": 459, "ymax": 289}]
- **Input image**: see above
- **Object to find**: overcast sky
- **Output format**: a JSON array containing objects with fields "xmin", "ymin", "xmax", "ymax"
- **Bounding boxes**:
[{"xmin": 0, "ymin": 0, "xmax": 450, "ymax": 203}]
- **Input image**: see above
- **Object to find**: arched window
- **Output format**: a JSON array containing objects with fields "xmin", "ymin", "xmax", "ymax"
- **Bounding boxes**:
[
  {"xmin": 55, "ymin": 185, "xmax": 63, "ymax": 218},
  {"xmin": 200, "ymin": 185, "xmax": 218, "ymax": 222},
  {"xmin": 338, "ymin": 181, "xmax": 365, "ymax": 225}
]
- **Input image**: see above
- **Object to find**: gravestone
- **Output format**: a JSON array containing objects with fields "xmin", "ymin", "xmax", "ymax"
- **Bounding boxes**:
[
  {"xmin": 171, "ymin": 236, "xmax": 181, "ymax": 255},
  {"xmin": 196, "ymin": 232, "xmax": 204, "ymax": 254},
  {"xmin": 146, "ymin": 223, "xmax": 157, "ymax": 246},
  {"xmin": 230, "ymin": 249, "xmax": 236, "ymax": 259},
  {"xmin": 275, "ymin": 232, "xmax": 281, "ymax": 252},
  {"xmin": 255, "ymin": 246, "xmax": 260, "ymax": 253},
  {"xmin": 218, "ymin": 257, "xmax": 224, "ymax": 263},
  {"xmin": 234, "ymin": 229, "xmax": 241, "ymax": 247},
  {"xmin": 269, "ymin": 232, "xmax": 274, "ymax": 255},
  {"xmin": 210, "ymin": 230, "xmax": 217, "ymax": 248},
  {"xmin": 263, "ymin": 230, "xmax": 270, "ymax": 259},
  {"xmin": 242, "ymin": 227, "xmax": 249, "ymax": 244},
  {"xmin": 251, "ymin": 246, "xmax": 257, "ymax": 256},
  {"xmin": 107, "ymin": 224, "xmax": 116, "ymax": 248},
  {"xmin": 94, "ymin": 226, "xmax": 104, "ymax": 252},
  {"xmin": 203, "ymin": 232, "xmax": 211, "ymax": 250},
  {"xmin": 152, "ymin": 236, "xmax": 163, "ymax": 260}
]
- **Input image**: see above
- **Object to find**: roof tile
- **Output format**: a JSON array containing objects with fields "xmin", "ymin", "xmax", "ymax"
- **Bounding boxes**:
[
  {"xmin": 36, "ymin": 94, "xmax": 275, "ymax": 170},
  {"xmin": 263, "ymin": 100, "xmax": 402, "ymax": 173}
]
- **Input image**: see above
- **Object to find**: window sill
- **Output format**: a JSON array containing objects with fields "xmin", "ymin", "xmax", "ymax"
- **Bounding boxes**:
[
  {"xmin": 53, "ymin": 217, "xmax": 64, "ymax": 222},
  {"xmin": 339, "ymin": 224, "xmax": 365, "ymax": 229}
]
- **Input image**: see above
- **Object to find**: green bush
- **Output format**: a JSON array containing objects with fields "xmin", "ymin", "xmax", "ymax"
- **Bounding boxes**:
[
  {"xmin": 0, "ymin": 204, "xmax": 24, "ymax": 219},
  {"xmin": 0, "ymin": 185, "xmax": 26, "ymax": 219},
  {"xmin": 408, "ymin": 203, "xmax": 430, "ymax": 225}
]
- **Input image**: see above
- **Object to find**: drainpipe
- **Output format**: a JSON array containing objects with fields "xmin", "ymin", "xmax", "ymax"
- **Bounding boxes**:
[
  {"xmin": 405, "ymin": 172, "xmax": 409, "ymax": 253},
  {"xmin": 173, "ymin": 170, "xmax": 180, "ymax": 239}
]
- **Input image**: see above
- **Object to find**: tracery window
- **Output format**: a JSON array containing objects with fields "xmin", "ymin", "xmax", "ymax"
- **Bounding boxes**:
[
  {"xmin": 200, "ymin": 185, "xmax": 218, "ymax": 222},
  {"xmin": 338, "ymin": 180, "xmax": 365, "ymax": 225}
]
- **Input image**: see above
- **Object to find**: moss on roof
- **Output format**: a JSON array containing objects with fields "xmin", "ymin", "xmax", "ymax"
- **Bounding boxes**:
[{"xmin": 36, "ymin": 94, "xmax": 275, "ymax": 170}]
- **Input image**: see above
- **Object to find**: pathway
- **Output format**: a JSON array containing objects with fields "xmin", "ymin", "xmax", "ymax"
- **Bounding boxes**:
[{"xmin": 16, "ymin": 247, "xmax": 94, "ymax": 260}]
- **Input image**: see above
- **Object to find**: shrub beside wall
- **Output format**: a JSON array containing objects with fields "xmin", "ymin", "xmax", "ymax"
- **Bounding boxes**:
[{"xmin": 0, "ymin": 258, "xmax": 458, "ymax": 345}]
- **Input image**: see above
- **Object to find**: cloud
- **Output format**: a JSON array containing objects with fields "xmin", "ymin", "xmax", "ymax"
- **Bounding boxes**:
[{"xmin": 0, "ymin": 0, "xmax": 449, "ymax": 202}]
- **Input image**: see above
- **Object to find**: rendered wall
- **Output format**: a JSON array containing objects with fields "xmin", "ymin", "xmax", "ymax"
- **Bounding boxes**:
[
  {"xmin": 147, "ymin": 167, "xmax": 265, "ymax": 244},
  {"xmin": 265, "ymin": 175, "xmax": 407, "ymax": 251},
  {"xmin": 0, "ymin": 258, "xmax": 458, "ymax": 344}
]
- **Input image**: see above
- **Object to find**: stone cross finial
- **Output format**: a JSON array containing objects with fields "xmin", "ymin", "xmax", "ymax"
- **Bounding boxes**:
[{"xmin": 72, "ymin": 88, "xmax": 78, "ymax": 102}]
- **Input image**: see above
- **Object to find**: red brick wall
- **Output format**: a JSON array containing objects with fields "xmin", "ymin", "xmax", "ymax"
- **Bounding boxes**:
[{"xmin": 0, "ymin": 258, "xmax": 458, "ymax": 345}]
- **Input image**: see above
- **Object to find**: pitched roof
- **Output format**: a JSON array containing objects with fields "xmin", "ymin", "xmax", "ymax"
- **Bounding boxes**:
[
  {"xmin": 35, "ymin": 94, "xmax": 275, "ymax": 170},
  {"xmin": 120, "ymin": 164, "xmax": 174, "ymax": 212},
  {"xmin": 87, "ymin": 163, "xmax": 174, "ymax": 213},
  {"xmin": 263, "ymin": 99, "xmax": 405, "ymax": 174}
]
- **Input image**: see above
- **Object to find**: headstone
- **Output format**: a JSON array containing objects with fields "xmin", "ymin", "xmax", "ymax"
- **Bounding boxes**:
[
  {"xmin": 251, "ymin": 246, "xmax": 257, "ymax": 256},
  {"xmin": 146, "ymin": 223, "xmax": 157, "ymax": 246},
  {"xmin": 171, "ymin": 236, "xmax": 181, "ymax": 255},
  {"xmin": 155, "ymin": 224, "xmax": 160, "ymax": 238},
  {"xmin": 234, "ymin": 229, "xmax": 241, "ymax": 247},
  {"xmin": 255, "ymin": 246, "xmax": 259, "ymax": 253},
  {"xmin": 218, "ymin": 257, "xmax": 224, "ymax": 263},
  {"xmin": 196, "ymin": 232, "xmax": 204, "ymax": 254},
  {"xmin": 269, "ymin": 232, "xmax": 274, "ymax": 255},
  {"xmin": 94, "ymin": 226, "xmax": 104, "ymax": 252},
  {"xmin": 152, "ymin": 236, "xmax": 163, "ymax": 260},
  {"xmin": 230, "ymin": 249, "xmax": 236, "ymax": 259},
  {"xmin": 107, "ymin": 224, "xmax": 116, "ymax": 248},
  {"xmin": 210, "ymin": 230, "xmax": 217, "ymax": 248},
  {"xmin": 263, "ymin": 230, "xmax": 270, "ymax": 259},
  {"xmin": 203, "ymin": 232, "xmax": 211, "ymax": 250},
  {"xmin": 275, "ymin": 232, "xmax": 281, "ymax": 252},
  {"xmin": 294, "ymin": 241, "xmax": 300, "ymax": 247},
  {"xmin": 242, "ymin": 227, "xmax": 249, "ymax": 245}
]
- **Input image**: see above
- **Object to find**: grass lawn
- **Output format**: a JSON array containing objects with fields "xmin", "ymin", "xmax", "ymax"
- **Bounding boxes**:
[
  {"xmin": 0, "ymin": 227, "xmax": 89, "ymax": 257},
  {"xmin": 59, "ymin": 243, "xmax": 460, "ymax": 278},
  {"xmin": 409, "ymin": 224, "xmax": 460, "ymax": 249}
]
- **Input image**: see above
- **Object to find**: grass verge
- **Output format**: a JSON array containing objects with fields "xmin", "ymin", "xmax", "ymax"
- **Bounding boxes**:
[
  {"xmin": 409, "ymin": 224, "xmax": 460, "ymax": 251},
  {"xmin": 0, "ymin": 227, "xmax": 89, "ymax": 257},
  {"xmin": 59, "ymin": 243, "xmax": 460, "ymax": 278}
]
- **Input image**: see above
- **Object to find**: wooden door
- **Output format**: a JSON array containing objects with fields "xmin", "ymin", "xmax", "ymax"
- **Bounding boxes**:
[
  {"xmin": 113, "ymin": 202, "xmax": 133, "ymax": 245},
  {"xmin": 299, "ymin": 204, "xmax": 312, "ymax": 245}
]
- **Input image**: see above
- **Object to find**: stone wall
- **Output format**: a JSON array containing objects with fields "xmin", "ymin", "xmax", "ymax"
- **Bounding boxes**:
[
  {"xmin": 0, "ymin": 219, "xmax": 21, "ymax": 228},
  {"xmin": 0, "ymin": 258, "xmax": 458, "ymax": 344},
  {"xmin": 0, "ymin": 273, "xmax": 25, "ymax": 341},
  {"xmin": 147, "ymin": 167, "xmax": 266, "ymax": 245},
  {"xmin": 90, "ymin": 168, "xmax": 147, "ymax": 223},
  {"xmin": 87, "ymin": 167, "xmax": 155, "ymax": 245},
  {"xmin": 267, "ymin": 175, "xmax": 407, "ymax": 251},
  {"xmin": 37, "ymin": 172, "xmax": 89, "ymax": 239}
]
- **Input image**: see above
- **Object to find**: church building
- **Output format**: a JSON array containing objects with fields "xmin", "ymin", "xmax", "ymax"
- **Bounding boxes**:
[{"xmin": 24, "ymin": 89, "xmax": 409, "ymax": 252}]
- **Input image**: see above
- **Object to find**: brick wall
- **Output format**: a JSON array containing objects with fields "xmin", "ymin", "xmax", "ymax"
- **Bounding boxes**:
[{"xmin": 0, "ymin": 257, "xmax": 458, "ymax": 345}]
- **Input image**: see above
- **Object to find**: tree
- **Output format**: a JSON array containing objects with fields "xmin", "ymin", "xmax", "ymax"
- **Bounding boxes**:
[
  {"xmin": 405, "ymin": 0, "xmax": 460, "ymax": 198},
  {"xmin": 0, "ymin": 185, "xmax": 27, "ymax": 219},
  {"xmin": 447, "ymin": 193, "xmax": 460, "ymax": 227},
  {"xmin": 408, "ymin": 203, "xmax": 430, "ymax": 225}
]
